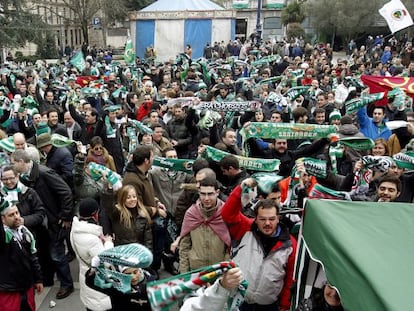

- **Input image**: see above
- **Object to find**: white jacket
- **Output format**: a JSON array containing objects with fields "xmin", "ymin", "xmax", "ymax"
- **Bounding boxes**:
[
  {"xmin": 180, "ymin": 280, "xmax": 234, "ymax": 311},
  {"xmin": 70, "ymin": 216, "xmax": 113, "ymax": 311}
]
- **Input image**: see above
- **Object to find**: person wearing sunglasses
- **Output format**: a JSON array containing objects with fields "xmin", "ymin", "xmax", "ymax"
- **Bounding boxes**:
[{"xmin": 86, "ymin": 136, "xmax": 116, "ymax": 172}]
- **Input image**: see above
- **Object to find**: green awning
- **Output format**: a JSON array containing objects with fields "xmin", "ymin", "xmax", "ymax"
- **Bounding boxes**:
[
  {"xmin": 265, "ymin": 4, "xmax": 284, "ymax": 9},
  {"xmin": 301, "ymin": 200, "xmax": 414, "ymax": 311}
]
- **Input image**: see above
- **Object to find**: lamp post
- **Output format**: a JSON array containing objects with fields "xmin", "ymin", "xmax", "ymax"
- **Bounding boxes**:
[
  {"xmin": 58, "ymin": 11, "xmax": 64, "ymax": 57},
  {"xmin": 256, "ymin": 0, "xmax": 262, "ymax": 45}
]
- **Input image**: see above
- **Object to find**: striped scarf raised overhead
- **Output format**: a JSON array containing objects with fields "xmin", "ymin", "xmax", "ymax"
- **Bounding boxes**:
[
  {"xmin": 147, "ymin": 261, "xmax": 248, "ymax": 311},
  {"xmin": 309, "ymin": 184, "xmax": 351, "ymax": 201}
]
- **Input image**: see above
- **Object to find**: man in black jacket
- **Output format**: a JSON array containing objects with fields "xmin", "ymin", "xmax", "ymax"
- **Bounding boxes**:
[
  {"xmin": 0, "ymin": 197, "xmax": 43, "ymax": 310},
  {"xmin": 12, "ymin": 149, "xmax": 75, "ymax": 300}
]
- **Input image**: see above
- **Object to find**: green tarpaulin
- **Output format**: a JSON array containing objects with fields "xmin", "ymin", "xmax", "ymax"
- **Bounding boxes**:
[{"xmin": 298, "ymin": 200, "xmax": 414, "ymax": 311}]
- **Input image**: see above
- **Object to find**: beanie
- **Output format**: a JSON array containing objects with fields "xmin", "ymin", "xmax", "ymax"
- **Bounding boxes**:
[
  {"xmin": 36, "ymin": 122, "xmax": 51, "ymax": 136},
  {"xmin": 79, "ymin": 198, "xmax": 100, "ymax": 218},
  {"xmin": 329, "ymin": 110, "xmax": 341, "ymax": 121}
]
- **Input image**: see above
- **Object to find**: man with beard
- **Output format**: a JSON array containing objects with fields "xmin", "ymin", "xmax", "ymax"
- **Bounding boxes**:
[
  {"xmin": 376, "ymin": 174, "xmax": 401, "ymax": 202},
  {"xmin": 0, "ymin": 198, "xmax": 43, "ymax": 311},
  {"xmin": 221, "ymin": 177, "xmax": 296, "ymax": 311},
  {"xmin": 247, "ymin": 138, "xmax": 329, "ymax": 178}
]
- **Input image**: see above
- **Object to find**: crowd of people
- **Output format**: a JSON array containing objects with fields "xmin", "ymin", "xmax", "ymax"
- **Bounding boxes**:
[{"xmin": 0, "ymin": 32, "xmax": 414, "ymax": 311}]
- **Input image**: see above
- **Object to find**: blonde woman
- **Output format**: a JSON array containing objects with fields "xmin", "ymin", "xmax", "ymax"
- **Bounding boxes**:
[{"xmin": 109, "ymin": 185, "xmax": 153, "ymax": 250}]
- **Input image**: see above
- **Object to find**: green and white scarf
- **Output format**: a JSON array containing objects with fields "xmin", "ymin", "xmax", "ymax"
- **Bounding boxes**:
[
  {"xmin": 393, "ymin": 151, "xmax": 414, "ymax": 170},
  {"xmin": 88, "ymin": 162, "xmax": 122, "ymax": 190},
  {"xmin": 196, "ymin": 101, "xmax": 261, "ymax": 112},
  {"xmin": 202, "ymin": 145, "xmax": 280, "ymax": 172},
  {"xmin": 240, "ymin": 122, "xmax": 336, "ymax": 141},
  {"xmin": 105, "ymin": 116, "xmax": 116, "ymax": 138},
  {"xmin": 344, "ymin": 92, "xmax": 385, "ymax": 114},
  {"xmin": 95, "ymin": 243, "xmax": 153, "ymax": 294},
  {"xmin": 4, "ymin": 225, "xmax": 37, "ymax": 254},
  {"xmin": 147, "ymin": 261, "xmax": 248, "ymax": 311},
  {"xmin": 283, "ymin": 86, "xmax": 310, "ymax": 101},
  {"xmin": 309, "ymin": 184, "xmax": 351, "ymax": 201},
  {"xmin": 152, "ymin": 156, "xmax": 194, "ymax": 174},
  {"xmin": 50, "ymin": 133, "xmax": 76, "ymax": 148},
  {"xmin": 251, "ymin": 172, "xmax": 284, "ymax": 195},
  {"xmin": 128, "ymin": 119, "xmax": 153, "ymax": 135}
]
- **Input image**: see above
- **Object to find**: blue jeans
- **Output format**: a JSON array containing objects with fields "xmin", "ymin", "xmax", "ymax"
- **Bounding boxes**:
[{"xmin": 49, "ymin": 227, "xmax": 74, "ymax": 289}]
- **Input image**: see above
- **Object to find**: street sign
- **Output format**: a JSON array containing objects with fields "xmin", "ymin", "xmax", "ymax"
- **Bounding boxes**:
[{"xmin": 92, "ymin": 17, "xmax": 101, "ymax": 26}]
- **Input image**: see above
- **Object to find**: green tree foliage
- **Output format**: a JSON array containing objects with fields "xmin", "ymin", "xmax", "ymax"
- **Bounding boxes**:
[
  {"xmin": 305, "ymin": 0, "xmax": 385, "ymax": 41},
  {"xmin": 0, "ymin": 0, "xmax": 46, "ymax": 48},
  {"xmin": 61, "ymin": 0, "xmax": 155, "ymax": 44},
  {"xmin": 287, "ymin": 22, "xmax": 306, "ymax": 40},
  {"xmin": 281, "ymin": 0, "xmax": 306, "ymax": 26},
  {"xmin": 36, "ymin": 31, "xmax": 59, "ymax": 59}
]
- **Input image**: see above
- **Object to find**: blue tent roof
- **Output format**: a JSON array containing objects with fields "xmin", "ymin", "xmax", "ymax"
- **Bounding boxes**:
[{"xmin": 140, "ymin": 0, "xmax": 224, "ymax": 12}]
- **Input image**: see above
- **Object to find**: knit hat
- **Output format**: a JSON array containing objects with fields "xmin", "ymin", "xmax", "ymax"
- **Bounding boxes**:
[
  {"xmin": 94, "ymin": 243, "xmax": 153, "ymax": 294},
  {"xmin": 329, "ymin": 110, "xmax": 341, "ymax": 121},
  {"xmin": 79, "ymin": 198, "xmax": 100, "ymax": 218},
  {"xmin": 36, "ymin": 122, "xmax": 51, "ymax": 136},
  {"xmin": 0, "ymin": 196, "xmax": 14, "ymax": 215},
  {"xmin": 104, "ymin": 104, "xmax": 122, "ymax": 112},
  {"xmin": 0, "ymin": 137, "xmax": 15, "ymax": 153},
  {"xmin": 198, "ymin": 82, "xmax": 207, "ymax": 90},
  {"xmin": 36, "ymin": 133, "xmax": 52, "ymax": 149}
]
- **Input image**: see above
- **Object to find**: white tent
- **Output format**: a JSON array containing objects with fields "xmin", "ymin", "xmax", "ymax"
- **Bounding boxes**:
[{"xmin": 130, "ymin": 0, "xmax": 236, "ymax": 62}]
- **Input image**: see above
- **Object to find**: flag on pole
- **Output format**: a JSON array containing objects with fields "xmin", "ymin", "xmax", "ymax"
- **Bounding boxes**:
[
  {"xmin": 70, "ymin": 51, "xmax": 86, "ymax": 72},
  {"xmin": 379, "ymin": 0, "xmax": 414, "ymax": 33},
  {"xmin": 124, "ymin": 38, "xmax": 135, "ymax": 65}
]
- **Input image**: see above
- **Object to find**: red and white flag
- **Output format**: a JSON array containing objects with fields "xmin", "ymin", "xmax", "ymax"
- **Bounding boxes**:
[{"xmin": 379, "ymin": 0, "xmax": 413, "ymax": 33}]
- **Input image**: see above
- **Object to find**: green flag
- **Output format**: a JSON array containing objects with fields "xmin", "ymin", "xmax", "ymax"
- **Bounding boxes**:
[
  {"xmin": 70, "ymin": 51, "xmax": 86, "ymax": 72},
  {"xmin": 124, "ymin": 39, "xmax": 135, "ymax": 64}
]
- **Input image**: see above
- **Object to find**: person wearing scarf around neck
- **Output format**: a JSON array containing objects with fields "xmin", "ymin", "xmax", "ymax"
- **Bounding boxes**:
[{"xmin": 179, "ymin": 177, "xmax": 231, "ymax": 273}]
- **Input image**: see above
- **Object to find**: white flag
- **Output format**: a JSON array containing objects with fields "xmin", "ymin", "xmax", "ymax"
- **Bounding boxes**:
[{"xmin": 379, "ymin": 0, "xmax": 413, "ymax": 33}]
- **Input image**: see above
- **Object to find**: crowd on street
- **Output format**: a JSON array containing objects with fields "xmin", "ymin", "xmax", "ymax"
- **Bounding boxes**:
[{"xmin": 1, "ymin": 32, "xmax": 414, "ymax": 311}]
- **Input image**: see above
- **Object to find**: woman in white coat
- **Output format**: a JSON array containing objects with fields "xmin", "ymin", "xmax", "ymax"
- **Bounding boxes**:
[{"xmin": 70, "ymin": 198, "xmax": 113, "ymax": 311}]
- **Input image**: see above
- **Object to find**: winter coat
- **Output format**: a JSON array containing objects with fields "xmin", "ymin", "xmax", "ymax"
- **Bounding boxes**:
[
  {"xmin": 85, "ymin": 268, "xmax": 156, "ymax": 311},
  {"xmin": 180, "ymin": 279, "xmax": 233, "ymax": 311},
  {"xmin": 221, "ymin": 185, "xmax": 296, "ymax": 310},
  {"xmin": 2, "ymin": 182, "xmax": 46, "ymax": 233},
  {"xmin": 150, "ymin": 167, "xmax": 193, "ymax": 216},
  {"xmin": 179, "ymin": 200, "xmax": 230, "ymax": 273},
  {"xmin": 20, "ymin": 162, "xmax": 74, "ymax": 228},
  {"xmin": 74, "ymin": 155, "xmax": 105, "ymax": 204},
  {"xmin": 96, "ymin": 119, "xmax": 125, "ymax": 175},
  {"xmin": 0, "ymin": 225, "xmax": 42, "ymax": 292},
  {"xmin": 70, "ymin": 217, "xmax": 113, "ymax": 311},
  {"xmin": 356, "ymin": 107, "xmax": 391, "ymax": 140},
  {"xmin": 166, "ymin": 117, "xmax": 192, "ymax": 156},
  {"xmin": 45, "ymin": 146, "xmax": 74, "ymax": 188},
  {"xmin": 123, "ymin": 162, "xmax": 156, "ymax": 208},
  {"xmin": 104, "ymin": 202, "xmax": 153, "ymax": 251}
]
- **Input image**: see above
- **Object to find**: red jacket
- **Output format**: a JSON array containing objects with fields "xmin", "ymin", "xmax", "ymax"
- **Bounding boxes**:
[{"xmin": 221, "ymin": 185, "xmax": 297, "ymax": 310}]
